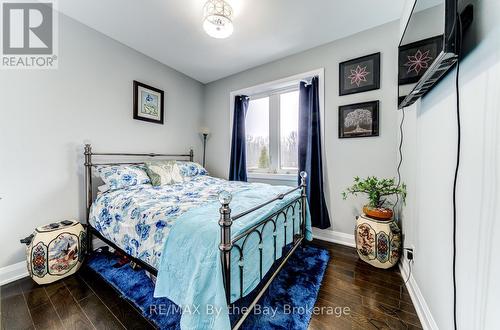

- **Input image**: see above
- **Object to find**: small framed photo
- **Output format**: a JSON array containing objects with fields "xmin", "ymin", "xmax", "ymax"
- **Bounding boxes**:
[
  {"xmin": 133, "ymin": 80, "xmax": 164, "ymax": 124},
  {"xmin": 339, "ymin": 101, "xmax": 379, "ymax": 139},
  {"xmin": 339, "ymin": 53, "xmax": 380, "ymax": 96},
  {"xmin": 399, "ymin": 36, "xmax": 443, "ymax": 85}
]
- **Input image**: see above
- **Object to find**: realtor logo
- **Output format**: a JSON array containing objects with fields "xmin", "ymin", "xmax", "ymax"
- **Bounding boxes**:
[{"xmin": 1, "ymin": 0, "xmax": 58, "ymax": 69}]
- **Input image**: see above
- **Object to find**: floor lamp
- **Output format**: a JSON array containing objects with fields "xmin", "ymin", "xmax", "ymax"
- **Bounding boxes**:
[{"xmin": 200, "ymin": 127, "xmax": 210, "ymax": 167}]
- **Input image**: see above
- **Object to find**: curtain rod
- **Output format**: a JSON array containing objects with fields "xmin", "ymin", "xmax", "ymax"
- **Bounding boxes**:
[
  {"xmin": 301, "ymin": 75, "xmax": 319, "ymax": 85},
  {"xmin": 244, "ymin": 75, "xmax": 319, "ymax": 99}
]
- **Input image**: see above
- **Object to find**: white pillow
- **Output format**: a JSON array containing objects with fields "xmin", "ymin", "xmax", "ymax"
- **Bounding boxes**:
[
  {"xmin": 97, "ymin": 184, "xmax": 110, "ymax": 193},
  {"xmin": 96, "ymin": 165, "xmax": 151, "ymax": 191},
  {"xmin": 145, "ymin": 161, "xmax": 184, "ymax": 186}
]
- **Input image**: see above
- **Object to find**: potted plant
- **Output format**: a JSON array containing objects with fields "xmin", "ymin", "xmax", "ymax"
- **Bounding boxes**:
[{"xmin": 342, "ymin": 176, "xmax": 406, "ymax": 220}]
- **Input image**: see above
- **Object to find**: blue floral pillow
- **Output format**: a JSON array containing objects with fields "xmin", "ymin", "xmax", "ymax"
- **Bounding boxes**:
[
  {"xmin": 96, "ymin": 165, "xmax": 151, "ymax": 191},
  {"xmin": 177, "ymin": 161, "xmax": 208, "ymax": 178}
]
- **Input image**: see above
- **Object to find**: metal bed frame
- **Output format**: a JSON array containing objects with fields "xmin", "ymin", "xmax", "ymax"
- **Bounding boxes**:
[{"xmin": 83, "ymin": 144, "xmax": 307, "ymax": 330}]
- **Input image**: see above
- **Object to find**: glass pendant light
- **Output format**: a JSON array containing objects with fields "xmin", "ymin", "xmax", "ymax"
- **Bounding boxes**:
[{"xmin": 203, "ymin": 0, "xmax": 234, "ymax": 39}]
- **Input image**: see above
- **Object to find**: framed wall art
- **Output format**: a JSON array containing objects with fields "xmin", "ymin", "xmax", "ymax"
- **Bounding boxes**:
[
  {"xmin": 339, "ymin": 101, "xmax": 379, "ymax": 138},
  {"xmin": 398, "ymin": 35, "xmax": 443, "ymax": 85},
  {"xmin": 133, "ymin": 80, "xmax": 165, "ymax": 124},
  {"xmin": 339, "ymin": 52, "xmax": 380, "ymax": 96}
]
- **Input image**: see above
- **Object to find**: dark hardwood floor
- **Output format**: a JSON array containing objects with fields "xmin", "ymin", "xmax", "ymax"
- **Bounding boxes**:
[
  {"xmin": 1, "ymin": 266, "xmax": 154, "ymax": 330},
  {"xmin": 1, "ymin": 241, "xmax": 421, "ymax": 329},
  {"xmin": 308, "ymin": 240, "xmax": 421, "ymax": 330}
]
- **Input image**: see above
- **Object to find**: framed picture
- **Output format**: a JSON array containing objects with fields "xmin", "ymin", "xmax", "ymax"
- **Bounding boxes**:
[
  {"xmin": 339, "ymin": 52, "xmax": 380, "ymax": 96},
  {"xmin": 398, "ymin": 35, "xmax": 443, "ymax": 85},
  {"xmin": 133, "ymin": 80, "xmax": 164, "ymax": 124},
  {"xmin": 339, "ymin": 101, "xmax": 379, "ymax": 139}
]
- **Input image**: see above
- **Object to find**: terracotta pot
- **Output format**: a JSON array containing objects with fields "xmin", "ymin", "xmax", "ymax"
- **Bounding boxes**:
[{"xmin": 362, "ymin": 205, "xmax": 393, "ymax": 220}]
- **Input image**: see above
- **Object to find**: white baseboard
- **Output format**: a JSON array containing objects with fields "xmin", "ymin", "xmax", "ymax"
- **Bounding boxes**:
[
  {"xmin": 0, "ymin": 261, "xmax": 29, "ymax": 286},
  {"xmin": 399, "ymin": 258, "xmax": 438, "ymax": 330},
  {"xmin": 0, "ymin": 238, "xmax": 108, "ymax": 286},
  {"xmin": 312, "ymin": 228, "xmax": 355, "ymax": 247}
]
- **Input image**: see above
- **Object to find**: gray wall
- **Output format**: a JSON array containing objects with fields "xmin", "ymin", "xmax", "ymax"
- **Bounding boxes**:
[
  {"xmin": 203, "ymin": 21, "xmax": 401, "ymax": 237},
  {"xmin": 399, "ymin": 0, "xmax": 500, "ymax": 328},
  {"xmin": 0, "ymin": 13, "xmax": 205, "ymax": 268}
]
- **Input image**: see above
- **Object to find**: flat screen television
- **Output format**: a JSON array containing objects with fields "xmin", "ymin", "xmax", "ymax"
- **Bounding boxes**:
[{"xmin": 398, "ymin": 0, "xmax": 458, "ymax": 109}]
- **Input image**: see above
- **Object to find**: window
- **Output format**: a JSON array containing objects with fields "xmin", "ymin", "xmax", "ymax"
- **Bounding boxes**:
[
  {"xmin": 280, "ymin": 91, "xmax": 299, "ymax": 170},
  {"xmin": 245, "ymin": 88, "xmax": 299, "ymax": 175},
  {"xmin": 246, "ymin": 97, "xmax": 270, "ymax": 171}
]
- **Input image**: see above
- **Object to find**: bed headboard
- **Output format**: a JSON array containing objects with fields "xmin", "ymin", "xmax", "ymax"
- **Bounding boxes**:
[{"xmin": 83, "ymin": 144, "xmax": 193, "ymax": 224}]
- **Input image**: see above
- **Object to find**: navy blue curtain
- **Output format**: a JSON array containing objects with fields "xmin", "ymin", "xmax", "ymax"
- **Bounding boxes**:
[
  {"xmin": 229, "ymin": 95, "xmax": 249, "ymax": 181},
  {"xmin": 298, "ymin": 77, "xmax": 331, "ymax": 229}
]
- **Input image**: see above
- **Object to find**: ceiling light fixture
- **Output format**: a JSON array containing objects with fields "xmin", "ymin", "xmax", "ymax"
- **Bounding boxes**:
[{"xmin": 203, "ymin": 0, "xmax": 233, "ymax": 39}]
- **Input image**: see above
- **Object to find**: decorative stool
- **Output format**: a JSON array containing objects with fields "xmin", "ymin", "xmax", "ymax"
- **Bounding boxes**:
[
  {"xmin": 20, "ymin": 220, "xmax": 86, "ymax": 284},
  {"xmin": 355, "ymin": 214, "xmax": 401, "ymax": 269}
]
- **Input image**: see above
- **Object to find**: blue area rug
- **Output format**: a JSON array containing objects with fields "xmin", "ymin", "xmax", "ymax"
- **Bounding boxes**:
[{"xmin": 86, "ymin": 244, "xmax": 329, "ymax": 329}]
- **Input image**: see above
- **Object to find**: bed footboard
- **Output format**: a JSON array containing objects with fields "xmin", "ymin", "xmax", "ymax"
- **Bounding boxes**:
[{"xmin": 219, "ymin": 172, "xmax": 308, "ymax": 329}]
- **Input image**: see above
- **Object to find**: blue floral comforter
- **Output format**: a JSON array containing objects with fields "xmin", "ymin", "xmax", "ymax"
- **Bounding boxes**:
[{"xmin": 89, "ymin": 176, "xmax": 248, "ymax": 268}]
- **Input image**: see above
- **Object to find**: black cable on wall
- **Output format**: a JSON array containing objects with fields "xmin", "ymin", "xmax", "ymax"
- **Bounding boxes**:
[
  {"xmin": 393, "ymin": 107, "xmax": 405, "ymax": 216},
  {"xmin": 452, "ymin": 11, "xmax": 464, "ymax": 330}
]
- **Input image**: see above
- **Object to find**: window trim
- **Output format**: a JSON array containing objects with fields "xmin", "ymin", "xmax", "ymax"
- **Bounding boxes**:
[
  {"xmin": 249, "ymin": 85, "xmax": 299, "ymax": 100},
  {"xmin": 229, "ymin": 68, "xmax": 325, "ymax": 179},
  {"xmin": 247, "ymin": 172, "xmax": 297, "ymax": 182}
]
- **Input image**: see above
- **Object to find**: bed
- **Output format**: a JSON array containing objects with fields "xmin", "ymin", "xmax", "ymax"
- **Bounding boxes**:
[{"xmin": 83, "ymin": 144, "xmax": 312, "ymax": 329}]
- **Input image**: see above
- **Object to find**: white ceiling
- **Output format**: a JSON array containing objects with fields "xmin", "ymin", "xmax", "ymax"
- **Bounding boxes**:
[{"xmin": 58, "ymin": 0, "xmax": 405, "ymax": 83}]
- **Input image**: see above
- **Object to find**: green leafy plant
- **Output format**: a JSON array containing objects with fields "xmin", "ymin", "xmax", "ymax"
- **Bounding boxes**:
[{"xmin": 342, "ymin": 176, "xmax": 407, "ymax": 208}]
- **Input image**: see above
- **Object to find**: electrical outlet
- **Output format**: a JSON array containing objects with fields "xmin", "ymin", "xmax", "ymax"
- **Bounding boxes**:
[{"xmin": 405, "ymin": 247, "xmax": 414, "ymax": 261}]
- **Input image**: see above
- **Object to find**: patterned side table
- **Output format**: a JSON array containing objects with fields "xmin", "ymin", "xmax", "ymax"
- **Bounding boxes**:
[
  {"xmin": 355, "ymin": 214, "xmax": 401, "ymax": 269},
  {"xmin": 21, "ymin": 220, "xmax": 86, "ymax": 284}
]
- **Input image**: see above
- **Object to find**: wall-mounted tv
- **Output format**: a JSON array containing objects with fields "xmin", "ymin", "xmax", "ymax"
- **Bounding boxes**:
[{"xmin": 398, "ymin": 0, "xmax": 458, "ymax": 109}]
